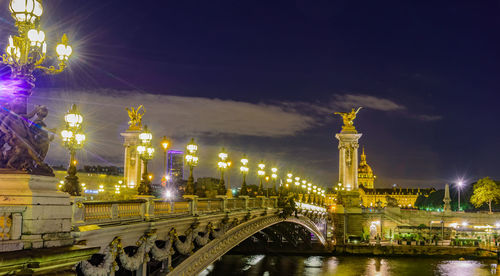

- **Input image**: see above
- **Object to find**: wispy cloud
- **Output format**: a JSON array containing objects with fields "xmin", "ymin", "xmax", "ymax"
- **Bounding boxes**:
[
  {"xmin": 34, "ymin": 89, "xmax": 317, "ymax": 138},
  {"xmin": 414, "ymin": 114, "xmax": 443, "ymax": 121},
  {"xmin": 332, "ymin": 94, "xmax": 406, "ymax": 111}
]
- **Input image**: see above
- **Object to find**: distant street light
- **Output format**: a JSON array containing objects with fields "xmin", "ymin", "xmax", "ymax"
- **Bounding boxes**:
[
  {"xmin": 271, "ymin": 167, "xmax": 278, "ymax": 196},
  {"xmin": 184, "ymin": 138, "xmax": 198, "ymax": 195},
  {"xmin": 240, "ymin": 155, "xmax": 249, "ymax": 195},
  {"xmin": 160, "ymin": 136, "xmax": 170, "ymax": 182},
  {"xmin": 257, "ymin": 161, "xmax": 265, "ymax": 196},
  {"xmin": 217, "ymin": 148, "xmax": 228, "ymax": 195},
  {"xmin": 61, "ymin": 104, "xmax": 85, "ymax": 196},
  {"xmin": 457, "ymin": 180, "xmax": 464, "ymax": 211},
  {"xmin": 286, "ymin": 173, "xmax": 292, "ymax": 188},
  {"xmin": 137, "ymin": 125, "xmax": 154, "ymax": 195}
]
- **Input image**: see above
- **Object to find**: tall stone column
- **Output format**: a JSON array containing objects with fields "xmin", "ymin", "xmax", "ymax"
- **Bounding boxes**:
[
  {"xmin": 335, "ymin": 132, "xmax": 362, "ymax": 191},
  {"xmin": 121, "ymin": 130, "xmax": 143, "ymax": 188}
]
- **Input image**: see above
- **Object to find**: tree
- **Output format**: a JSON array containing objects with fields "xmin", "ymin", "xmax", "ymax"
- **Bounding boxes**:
[{"xmin": 470, "ymin": 177, "xmax": 500, "ymax": 213}]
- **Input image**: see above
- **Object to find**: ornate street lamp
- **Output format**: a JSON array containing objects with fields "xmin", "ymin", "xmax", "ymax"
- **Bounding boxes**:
[
  {"xmin": 2, "ymin": 0, "xmax": 72, "ymax": 115},
  {"xmin": 306, "ymin": 182, "xmax": 312, "ymax": 203},
  {"xmin": 0, "ymin": 0, "xmax": 72, "ymax": 175},
  {"xmin": 61, "ymin": 104, "xmax": 85, "ymax": 196},
  {"xmin": 257, "ymin": 161, "xmax": 265, "ymax": 196},
  {"xmin": 457, "ymin": 180, "xmax": 464, "ymax": 211},
  {"xmin": 239, "ymin": 155, "xmax": 249, "ymax": 196},
  {"xmin": 286, "ymin": 173, "xmax": 292, "ymax": 189},
  {"xmin": 271, "ymin": 167, "xmax": 278, "ymax": 196},
  {"xmin": 217, "ymin": 148, "xmax": 228, "ymax": 195},
  {"xmin": 160, "ymin": 136, "xmax": 170, "ymax": 182},
  {"xmin": 184, "ymin": 138, "xmax": 198, "ymax": 195},
  {"xmin": 137, "ymin": 125, "xmax": 154, "ymax": 195},
  {"xmin": 294, "ymin": 176, "xmax": 301, "ymax": 193}
]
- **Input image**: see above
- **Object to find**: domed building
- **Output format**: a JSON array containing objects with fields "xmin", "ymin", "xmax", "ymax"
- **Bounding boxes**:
[{"xmin": 358, "ymin": 148, "xmax": 375, "ymax": 189}]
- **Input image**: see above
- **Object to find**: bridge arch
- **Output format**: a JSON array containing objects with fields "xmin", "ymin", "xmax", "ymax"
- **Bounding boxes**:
[{"xmin": 168, "ymin": 214, "xmax": 326, "ymax": 275}]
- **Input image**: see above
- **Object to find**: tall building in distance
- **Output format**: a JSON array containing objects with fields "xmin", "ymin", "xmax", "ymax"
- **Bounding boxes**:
[
  {"xmin": 168, "ymin": 150, "xmax": 184, "ymax": 182},
  {"xmin": 358, "ymin": 147, "xmax": 375, "ymax": 189}
]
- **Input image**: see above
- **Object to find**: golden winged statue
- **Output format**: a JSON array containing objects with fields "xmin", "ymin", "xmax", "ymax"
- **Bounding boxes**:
[
  {"xmin": 334, "ymin": 107, "xmax": 362, "ymax": 133},
  {"xmin": 126, "ymin": 105, "xmax": 145, "ymax": 130}
]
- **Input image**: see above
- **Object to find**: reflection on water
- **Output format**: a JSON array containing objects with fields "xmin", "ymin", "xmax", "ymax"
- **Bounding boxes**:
[{"xmin": 200, "ymin": 255, "xmax": 499, "ymax": 276}]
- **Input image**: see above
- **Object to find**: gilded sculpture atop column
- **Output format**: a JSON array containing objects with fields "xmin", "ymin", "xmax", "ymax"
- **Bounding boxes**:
[
  {"xmin": 126, "ymin": 105, "xmax": 145, "ymax": 131},
  {"xmin": 334, "ymin": 107, "xmax": 362, "ymax": 133}
]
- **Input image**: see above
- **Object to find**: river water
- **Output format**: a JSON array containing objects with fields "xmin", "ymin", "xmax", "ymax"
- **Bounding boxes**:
[{"xmin": 199, "ymin": 255, "xmax": 499, "ymax": 276}]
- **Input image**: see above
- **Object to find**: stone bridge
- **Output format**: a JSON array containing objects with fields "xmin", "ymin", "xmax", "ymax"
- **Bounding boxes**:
[
  {"xmin": 0, "ymin": 180, "xmax": 328, "ymax": 276},
  {"xmin": 76, "ymin": 196, "xmax": 327, "ymax": 275}
]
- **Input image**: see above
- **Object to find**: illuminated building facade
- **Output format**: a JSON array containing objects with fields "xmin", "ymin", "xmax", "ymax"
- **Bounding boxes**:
[
  {"xmin": 168, "ymin": 150, "xmax": 184, "ymax": 182},
  {"xmin": 358, "ymin": 148, "xmax": 375, "ymax": 189},
  {"xmin": 359, "ymin": 186, "xmax": 436, "ymax": 208}
]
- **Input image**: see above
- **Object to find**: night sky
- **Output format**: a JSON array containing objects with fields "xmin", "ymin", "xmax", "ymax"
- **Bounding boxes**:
[{"xmin": 2, "ymin": 0, "xmax": 499, "ymax": 189}]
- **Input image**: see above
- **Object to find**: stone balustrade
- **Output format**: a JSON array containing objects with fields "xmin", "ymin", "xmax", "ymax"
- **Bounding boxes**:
[
  {"xmin": 72, "ymin": 196, "xmax": 306, "ymax": 227},
  {"xmin": 0, "ymin": 206, "xmax": 26, "ymax": 252}
]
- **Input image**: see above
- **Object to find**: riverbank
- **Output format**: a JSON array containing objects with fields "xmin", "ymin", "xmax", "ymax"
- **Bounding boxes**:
[
  {"xmin": 230, "ymin": 244, "xmax": 499, "ymax": 259},
  {"xmin": 332, "ymin": 244, "xmax": 497, "ymax": 258}
]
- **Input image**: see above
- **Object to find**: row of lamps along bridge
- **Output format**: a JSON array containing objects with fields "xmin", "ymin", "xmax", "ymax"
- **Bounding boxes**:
[{"xmin": 57, "ymin": 105, "xmax": 326, "ymax": 204}]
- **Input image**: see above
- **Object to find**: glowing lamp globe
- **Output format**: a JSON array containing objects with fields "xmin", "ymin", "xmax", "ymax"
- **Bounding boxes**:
[
  {"xmin": 9, "ymin": 0, "xmax": 43, "ymax": 23},
  {"xmin": 75, "ymin": 133, "xmax": 85, "ymax": 144},
  {"xmin": 218, "ymin": 161, "xmax": 227, "ymax": 169},
  {"xmin": 65, "ymin": 105, "xmax": 83, "ymax": 127},
  {"xmin": 287, "ymin": 173, "xmax": 293, "ymax": 178},
  {"xmin": 218, "ymin": 149, "xmax": 228, "ymax": 160},
  {"xmin": 27, "ymin": 29, "xmax": 45, "ymax": 46},
  {"xmin": 56, "ymin": 37, "xmax": 72, "ymax": 61},
  {"xmin": 60, "ymin": 130, "xmax": 73, "ymax": 141},
  {"xmin": 161, "ymin": 136, "xmax": 169, "ymax": 151},
  {"xmin": 139, "ymin": 127, "xmax": 152, "ymax": 144},
  {"xmin": 146, "ymin": 147, "xmax": 155, "ymax": 158},
  {"xmin": 186, "ymin": 138, "xmax": 197, "ymax": 153},
  {"xmin": 241, "ymin": 158, "xmax": 248, "ymax": 166},
  {"xmin": 137, "ymin": 145, "xmax": 146, "ymax": 155}
]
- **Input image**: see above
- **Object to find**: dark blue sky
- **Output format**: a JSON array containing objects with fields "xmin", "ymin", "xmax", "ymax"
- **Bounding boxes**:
[{"xmin": 4, "ymin": 0, "xmax": 499, "ymax": 188}]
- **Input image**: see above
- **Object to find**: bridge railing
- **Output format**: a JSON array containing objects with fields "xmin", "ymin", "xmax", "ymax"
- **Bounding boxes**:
[
  {"xmin": 0, "ymin": 206, "xmax": 25, "ymax": 242},
  {"xmin": 153, "ymin": 200, "xmax": 190, "ymax": 218},
  {"xmin": 82, "ymin": 200, "xmax": 145, "ymax": 225},
  {"xmin": 73, "ymin": 195, "xmax": 317, "ymax": 226},
  {"xmin": 227, "ymin": 198, "xmax": 245, "ymax": 210},
  {"xmin": 197, "ymin": 198, "xmax": 223, "ymax": 214}
]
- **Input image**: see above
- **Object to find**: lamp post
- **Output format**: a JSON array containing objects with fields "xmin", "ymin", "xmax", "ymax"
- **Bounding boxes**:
[
  {"xmin": 271, "ymin": 168, "xmax": 278, "ymax": 196},
  {"xmin": 137, "ymin": 125, "xmax": 154, "ymax": 195},
  {"xmin": 240, "ymin": 155, "xmax": 249, "ymax": 195},
  {"xmin": 185, "ymin": 138, "xmax": 198, "ymax": 195},
  {"xmin": 160, "ymin": 136, "xmax": 170, "ymax": 181},
  {"xmin": 286, "ymin": 173, "xmax": 293, "ymax": 195},
  {"xmin": 2, "ymin": 0, "xmax": 72, "ymax": 115},
  {"xmin": 313, "ymin": 185, "xmax": 317, "ymax": 204},
  {"xmin": 61, "ymin": 104, "xmax": 85, "ymax": 196},
  {"xmin": 257, "ymin": 161, "xmax": 265, "ymax": 196},
  {"xmin": 294, "ymin": 176, "xmax": 300, "ymax": 194},
  {"xmin": 217, "ymin": 148, "xmax": 228, "ymax": 195},
  {"xmin": 457, "ymin": 180, "xmax": 463, "ymax": 211}
]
